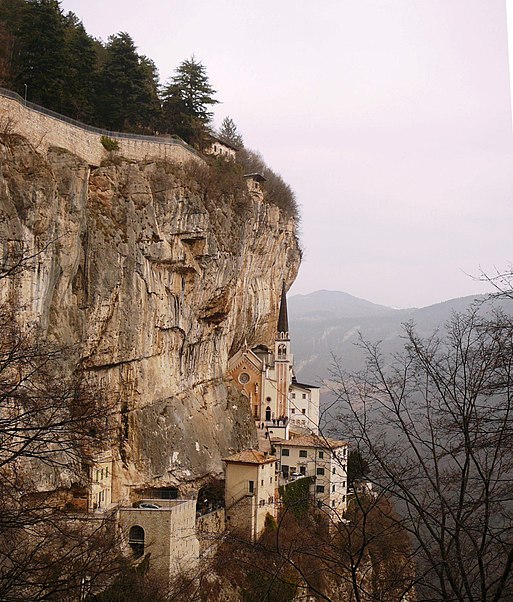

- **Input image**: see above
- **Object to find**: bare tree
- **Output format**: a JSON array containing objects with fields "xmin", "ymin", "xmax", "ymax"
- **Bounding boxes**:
[
  {"xmin": 0, "ymin": 241, "xmax": 117, "ymax": 601},
  {"xmin": 331, "ymin": 308, "xmax": 513, "ymax": 601}
]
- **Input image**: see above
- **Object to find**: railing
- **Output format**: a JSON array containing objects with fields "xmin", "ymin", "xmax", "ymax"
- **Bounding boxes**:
[{"xmin": 0, "ymin": 86, "xmax": 200, "ymax": 157}]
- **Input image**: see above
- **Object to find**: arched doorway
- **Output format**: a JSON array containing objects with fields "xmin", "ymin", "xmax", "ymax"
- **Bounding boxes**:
[
  {"xmin": 128, "ymin": 525, "xmax": 145, "ymax": 559},
  {"xmin": 265, "ymin": 406, "xmax": 271, "ymax": 421}
]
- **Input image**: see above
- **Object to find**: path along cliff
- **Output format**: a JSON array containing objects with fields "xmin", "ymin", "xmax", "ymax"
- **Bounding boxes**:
[{"xmin": 0, "ymin": 109, "xmax": 301, "ymax": 501}]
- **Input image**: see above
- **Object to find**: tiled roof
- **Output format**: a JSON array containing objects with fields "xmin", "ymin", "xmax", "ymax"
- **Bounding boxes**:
[
  {"xmin": 272, "ymin": 435, "xmax": 348, "ymax": 449},
  {"xmin": 223, "ymin": 449, "xmax": 276, "ymax": 464}
]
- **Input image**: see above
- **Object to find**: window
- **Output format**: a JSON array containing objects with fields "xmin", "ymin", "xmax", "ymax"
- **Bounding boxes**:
[
  {"xmin": 128, "ymin": 525, "xmax": 145, "ymax": 559},
  {"xmin": 316, "ymin": 485, "xmax": 325, "ymax": 493},
  {"xmin": 318, "ymin": 451, "xmax": 324, "ymax": 459},
  {"xmin": 261, "ymin": 480, "xmax": 264, "ymax": 486},
  {"xmin": 291, "ymin": 408, "xmax": 295, "ymax": 414},
  {"xmin": 291, "ymin": 393, "xmax": 296, "ymax": 399},
  {"xmin": 270, "ymin": 477, "xmax": 273, "ymax": 483},
  {"xmin": 302, "ymin": 393, "xmax": 307, "ymax": 399},
  {"xmin": 333, "ymin": 467, "xmax": 336, "ymax": 474},
  {"xmin": 331, "ymin": 500, "xmax": 335, "ymax": 507},
  {"xmin": 238, "ymin": 372, "xmax": 250, "ymax": 384},
  {"xmin": 316, "ymin": 467, "xmax": 325, "ymax": 476},
  {"xmin": 343, "ymin": 495, "xmax": 346, "ymax": 502},
  {"xmin": 302, "ymin": 408, "xmax": 306, "ymax": 414},
  {"xmin": 332, "ymin": 485, "xmax": 335, "ymax": 492},
  {"xmin": 300, "ymin": 466, "xmax": 306, "ymax": 475},
  {"xmin": 299, "ymin": 450, "xmax": 307, "ymax": 458},
  {"xmin": 249, "ymin": 480, "xmax": 254, "ymax": 494},
  {"xmin": 343, "ymin": 481, "xmax": 346, "ymax": 488},
  {"xmin": 282, "ymin": 448, "xmax": 289, "ymax": 457},
  {"xmin": 259, "ymin": 499, "xmax": 265, "ymax": 507}
]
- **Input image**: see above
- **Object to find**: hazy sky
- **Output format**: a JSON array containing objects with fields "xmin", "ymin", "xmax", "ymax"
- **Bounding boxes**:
[{"xmin": 59, "ymin": 0, "xmax": 513, "ymax": 308}]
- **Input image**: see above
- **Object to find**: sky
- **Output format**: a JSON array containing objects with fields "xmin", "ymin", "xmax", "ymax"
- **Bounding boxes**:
[{"xmin": 59, "ymin": 0, "xmax": 513, "ymax": 309}]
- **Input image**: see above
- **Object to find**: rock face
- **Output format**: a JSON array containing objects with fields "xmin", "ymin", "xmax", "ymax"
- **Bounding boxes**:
[{"xmin": 0, "ymin": 136, "xmax": 301, "ymax": 500}]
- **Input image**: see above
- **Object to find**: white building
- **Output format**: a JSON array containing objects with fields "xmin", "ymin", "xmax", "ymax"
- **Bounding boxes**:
[
  {"xmin": 207, "ymin": 136, "xmax": 239, "ymax": 159},
  {"xmin": 224, "ymin": 450, "xmax": 277, "ymax": 541},
  {"xmin": 289, "ymin": 379, "xmax": 320, "ymax": 435},
  {"xmin": 272, "ymin": 435, "xmax": 349, "ymax": 516},
  {"xmin": 89, "ymin": 451, "xmax": 113, "ymax": 512}
]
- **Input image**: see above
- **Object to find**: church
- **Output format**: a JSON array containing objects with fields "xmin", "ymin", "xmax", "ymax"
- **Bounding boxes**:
[{"xmin": 228, "ymin": 283, "xmax": 320, "ymax": 438}]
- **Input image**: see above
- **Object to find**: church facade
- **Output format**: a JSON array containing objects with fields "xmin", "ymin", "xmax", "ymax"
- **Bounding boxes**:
[{"xmin": 228, "ymin": 283, "xmax": 319, "ymax": 437}]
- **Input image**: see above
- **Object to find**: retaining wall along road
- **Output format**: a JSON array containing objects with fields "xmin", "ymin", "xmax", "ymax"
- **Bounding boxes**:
[{"xmin": 0, "ymin": 88, "xmax": 202, "ymax": 166}]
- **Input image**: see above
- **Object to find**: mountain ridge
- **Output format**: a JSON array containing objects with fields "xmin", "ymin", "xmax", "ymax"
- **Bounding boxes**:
[{"xmin": 288, "ymin": 289, "xmax": 498, "ymax": 383}]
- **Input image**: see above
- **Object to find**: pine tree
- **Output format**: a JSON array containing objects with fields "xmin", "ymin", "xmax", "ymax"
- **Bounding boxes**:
[
  {"xmin": 218, "ymin": 116, "xmax": 243, "ymax": 148},
  {"xmin": 161, "ymin": 56, "xmax": 218, "ymax": 147},
  {"xmin": 95, "ymin": 32, "xmax": 160, "ymax": 132},
  {"xmin": 13, "ymin": 0, "xmax": 67, "ymax": 111},
  {"xmin": 61, "ymin": 12, "xmax": 97, "ymax": 121}
]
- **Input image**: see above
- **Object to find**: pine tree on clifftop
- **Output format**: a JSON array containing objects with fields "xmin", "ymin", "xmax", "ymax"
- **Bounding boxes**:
[{"xmin": 161, "ymin": 56, "xmax": 218, "ymax": 148}]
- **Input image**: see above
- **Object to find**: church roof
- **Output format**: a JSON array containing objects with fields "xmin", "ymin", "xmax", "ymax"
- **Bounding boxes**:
[
  {"xmin": 223, "ymin": 449, "xmax": 277, "ymax": 465},
  {"xmin": 277, "ymin": 282, "xmax": 289, "ymax": 335},
  {"xmin": 291, "ymin": 379, "xmax": 320, "ymax": 390},
  {"xmin": 271, "ymin": 434, "xmax": 348, "ymax": 450}
]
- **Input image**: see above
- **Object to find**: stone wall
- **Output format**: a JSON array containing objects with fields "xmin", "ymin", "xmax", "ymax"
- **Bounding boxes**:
[
  {"xmin": 196, "ymin": 508, "xmax": 225, "ymax": 555},
  {"xmin": 0, "ymin": 91, "xmax": 200, "ymax": 167}
]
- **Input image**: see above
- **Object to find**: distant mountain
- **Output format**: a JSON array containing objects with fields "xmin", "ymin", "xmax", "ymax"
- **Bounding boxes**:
[{"xmin": 288, "ymin": 290, "xmax": 509, "ymax": 384}]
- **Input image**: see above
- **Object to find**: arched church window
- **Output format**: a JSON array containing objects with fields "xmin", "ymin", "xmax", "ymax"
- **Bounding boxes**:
[
  {"xmin": 128, "ymin": 525, "xmax": 145, "ymax": 559},
  {"xmin": 265, "ymin": 406, "xmax": 271, "ymax": 422}
]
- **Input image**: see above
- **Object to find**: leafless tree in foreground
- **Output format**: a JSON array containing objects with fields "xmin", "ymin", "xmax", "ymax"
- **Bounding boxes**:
[
  {"xmin": 0, "ymin": 240, "xmax": 118, "ymax": 601},
  {"xmin": 331, "ymin": 307, "xmax": 513, "ymax": 601}
]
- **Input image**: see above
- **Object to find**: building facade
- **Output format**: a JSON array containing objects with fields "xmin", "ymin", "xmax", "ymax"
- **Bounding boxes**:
[
  {"xmin": 228, "ymin": 283, "xmax": 318, "ymax": 438},
  {"xmin": 119, "ymin": 499, "xmax": 199, "ymax": 580},
  {"xmin": 272, "ymin": 435, "xmax": 349, "ymax": 516},
  {"xmin": 224, "ymin": 450, "xmax": 278, "ymax": 541}
]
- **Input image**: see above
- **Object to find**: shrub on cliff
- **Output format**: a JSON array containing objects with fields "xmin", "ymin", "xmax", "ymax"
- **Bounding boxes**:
[{"xmin": 237, "ymin": 147, "xmax": 299, "ymax": 219}]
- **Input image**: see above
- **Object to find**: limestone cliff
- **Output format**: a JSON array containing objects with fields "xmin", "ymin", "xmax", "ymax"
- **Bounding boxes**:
[{"xmin": 0, "ymin": 135, "xmax": 300, "ymax": 500}]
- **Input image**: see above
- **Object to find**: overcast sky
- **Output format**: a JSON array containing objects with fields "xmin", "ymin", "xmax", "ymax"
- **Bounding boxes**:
[{"xmin": 59, "ymin": 0, "xmax": 513, "ymax": 308}]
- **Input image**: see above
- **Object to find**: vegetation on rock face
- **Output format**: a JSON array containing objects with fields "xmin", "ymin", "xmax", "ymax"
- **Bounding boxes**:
[
  {"xmin": 100, "ymin": 134, "xmax": 119, "ymax": 151},
  {"xmin": 238, "ymin": 147, "xmax": 299, "ymax": 218}
]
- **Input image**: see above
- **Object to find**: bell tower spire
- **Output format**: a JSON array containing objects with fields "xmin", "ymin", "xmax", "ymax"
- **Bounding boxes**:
[
  {"xmin": 275, "ymin": 281, "xmax": 292, "ymax": 419},
  {"xmin": 277, "ymin": 281, "xmax": 289, "ymax": 340}
]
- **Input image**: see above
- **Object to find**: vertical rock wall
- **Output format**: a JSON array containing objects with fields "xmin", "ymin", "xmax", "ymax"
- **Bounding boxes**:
[{"xmin": 0, "ymin": 136, "xmax": 301, "ymax": 500}]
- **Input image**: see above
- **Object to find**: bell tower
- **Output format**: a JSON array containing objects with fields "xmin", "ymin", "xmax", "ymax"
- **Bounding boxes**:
[{"xmin": 275, "ymin": 282, "xmax": 292, "ymax": 418}]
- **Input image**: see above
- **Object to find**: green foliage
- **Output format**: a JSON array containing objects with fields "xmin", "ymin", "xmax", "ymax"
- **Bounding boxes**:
[
  {"xmin": 264, "ymin": 512, "xmax": 277, "ymax": 531},
  {"xmin": 218, "ymin": 116, "xmax": 243, "ymax": 148},
  {"xmin": 279, "ymin": 476, "xmax": 314, "ymax": 519},
  {"xmin": 100, "ymin": 135, "xmax": 119, "ymax": 151},
  {"xmin": 242, "ymin": 566, "xmax": 297, "ymax": 602},
  {"xmin": 95, "ymin": 32, "xmax": 160, "ymax": 132},
  {"xmin": 161, "ymin": 56, "xmax": 218, "ymax": 148},
  {"xmin": 13, "ymin": 0, "xmax": 67, "ymax": 110},
  {"xmin": 60, "ymin": 12, "xmax": 97, "ymax": 121},
  {"xmin": 347, "ymin": 449, "xmax": 370, "ymax": 485}
]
